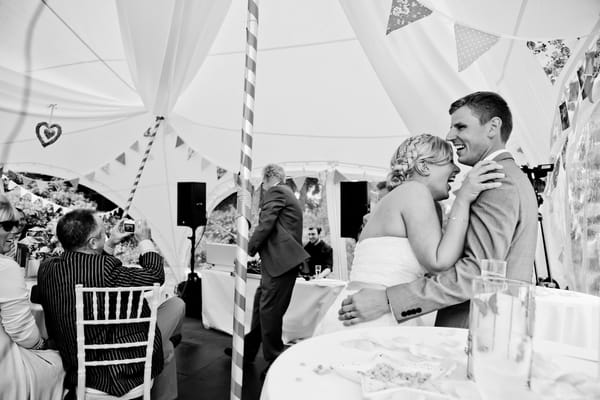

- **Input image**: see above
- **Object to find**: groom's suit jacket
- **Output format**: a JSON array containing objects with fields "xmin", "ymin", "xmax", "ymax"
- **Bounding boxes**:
[{"xmin": 387, "ymin": 151, "xmax": 538, "ymax": 328}]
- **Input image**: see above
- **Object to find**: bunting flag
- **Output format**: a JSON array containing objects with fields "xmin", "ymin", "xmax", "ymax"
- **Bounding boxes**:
[
  {"xmin": 217, "ymin": 166, "xmax": 228, "ymax": 180},
  {"xmin": 454, "ymin": 24, "xmax": 499, "ymax": 72},
  {"xmin": 116, "ymin": 153, "xmax": 126, "ymax": 165},
  {"xmin": 292, "ymin": 176, "xmax": 306, "ymax": 191},
  {"xmin": 175, "ymin": 136, "xmax": 185, "ymax": 148},
  {"xmin": 7, "ymin": 180, "xmax": 17, "ymax": 191},
  {"xmin": 100, "ymin": 163, "xmax": 111, "ymax": 174},
  {"xmin": 130, "ymin": 141, "xmax": 140, "ymax": 152},
  {"xmin": 69, "ymin": 178, "xmax": 79, "ymax": 189},
  {"xmin": 386, "ymin": 0, "xmax": 432, "ymax": 35},
  {"xmin": 201, "ymin": 157, "xmax": 211, "ymax": 171},
  {"xmin": 84, "ymin": 172, "xmax": 95, "ymax": 181},
  {"xmin": 187, "ymin": 148, "xmax": 195, "ymax": 160},
  {"xmin": 333, "ymin": 169, "xmax": 346, "ymax": 184}
]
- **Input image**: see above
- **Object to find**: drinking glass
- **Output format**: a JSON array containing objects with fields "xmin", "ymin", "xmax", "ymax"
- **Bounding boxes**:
[
  {"xmin": 314, "ymin": 264, "xmax": 322, "ymax": 279},
  {"xmin": 479, "ymin": 259, "xmax": 507, "ymax": 278},
  {"xmin": 468, "ymin": 277, "xmax": 535, "ymax": 400}
]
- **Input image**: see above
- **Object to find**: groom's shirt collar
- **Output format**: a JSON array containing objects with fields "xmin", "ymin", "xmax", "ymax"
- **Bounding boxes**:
[{"xmin": 483, "ymin": 149, "xmax": 511, "ymax": 162}]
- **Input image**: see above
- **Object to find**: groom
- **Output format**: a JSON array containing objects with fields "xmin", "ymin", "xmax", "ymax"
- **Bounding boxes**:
[{"xmin": 339, "ymin": 91, "xmax": 538, "ymax": 328}]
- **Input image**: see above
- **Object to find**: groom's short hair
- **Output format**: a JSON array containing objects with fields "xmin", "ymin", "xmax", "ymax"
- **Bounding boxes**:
[{"xmin": 449, "ymin": 91, "xmax": 513, "ymax": 143}]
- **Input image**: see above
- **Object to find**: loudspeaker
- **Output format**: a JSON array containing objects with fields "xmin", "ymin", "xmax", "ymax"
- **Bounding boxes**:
[
  {"xmin": 177, "ymin": 182, "xmax": 207, "ymax": 228},
  {"xmin": 340, "ymin": 181, "xmax": 369, "ymax": 239},
  {"xmin": 177, "ymin": 273, "xmax": 202, "ymax": 319}
]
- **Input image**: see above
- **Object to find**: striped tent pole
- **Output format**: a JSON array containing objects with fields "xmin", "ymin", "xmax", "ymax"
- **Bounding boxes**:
[
  {"xmin": 122, "ymin": 116, "xmax": 164, "ymax": 216},
  {"xmin": 231, "ymin": 0, "xmax": 259, "ymax": 399}
]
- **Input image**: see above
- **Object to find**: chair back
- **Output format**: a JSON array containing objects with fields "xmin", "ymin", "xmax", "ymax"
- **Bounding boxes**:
[{"xmin": 75, "ymin": 283, "xmax": 160, "ymax": 400}]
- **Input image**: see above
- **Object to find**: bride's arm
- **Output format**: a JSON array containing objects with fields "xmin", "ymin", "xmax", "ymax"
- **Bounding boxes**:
[{"xmin": 404, "ymin": 161, "xmax": 502, "ymax": 273}]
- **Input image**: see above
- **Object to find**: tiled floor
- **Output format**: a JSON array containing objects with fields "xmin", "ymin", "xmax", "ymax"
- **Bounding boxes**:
[{"xmin": 175, "ymin": 317, "xmax": 268, "ymax": 400}]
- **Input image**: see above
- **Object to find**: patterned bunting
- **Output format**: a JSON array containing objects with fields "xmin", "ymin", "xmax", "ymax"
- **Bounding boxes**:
[
  {"xmin": 386, "ymin": 0, "xmax": 432, "ymax": 35},
  {"xmin": 454, "ymin": 24, "xmax": 499, "ymax": 72},
  {"xmin": 187, "ymin": 148, "xmax": 195, "ymax": 160},
  {"xmin": 217, "ymin": 166, "xmax": 228, "ymax": 180},
  {"xmin": 116, "ymin": 153, "xmax": 126, "ymax": 165},
  {"xmin": 175, "ymin": 136, "xmax": 185, "ymax": 148}
]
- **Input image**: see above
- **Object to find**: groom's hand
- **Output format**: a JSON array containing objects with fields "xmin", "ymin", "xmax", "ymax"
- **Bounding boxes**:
[{"xmin": 338, "ymin": 288, "xmax": 390, "ymax": 326}]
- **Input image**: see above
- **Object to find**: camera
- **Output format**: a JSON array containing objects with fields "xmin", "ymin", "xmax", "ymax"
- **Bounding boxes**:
[
  {"xmin": 521, "ymin": 164, "xmax": 554, "ymax": 207},
  {"xmin": 123, "ymin": 220, "xmax": 135, "ymax": 233}
]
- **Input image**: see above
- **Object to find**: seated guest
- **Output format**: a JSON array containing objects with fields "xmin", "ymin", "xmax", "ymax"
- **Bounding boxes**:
[
  {"xmin": 303, "ymin": 227, "xmax": 333, "ymax": 276},
  {"xmin": 38, "ymin": 209, "xmax": 185, "ymax": 400},
  {"xmin": 0, "ymin": 194, "xmax": 65, "ymax": 400}
]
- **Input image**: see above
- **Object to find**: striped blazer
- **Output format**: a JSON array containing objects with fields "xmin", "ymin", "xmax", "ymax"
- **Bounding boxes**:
[{"xmin": 38, "ymin": 250, "xmax": 165, "ymax": 396}]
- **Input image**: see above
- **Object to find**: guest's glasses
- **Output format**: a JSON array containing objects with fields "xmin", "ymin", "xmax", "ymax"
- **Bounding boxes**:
[{"xmin": 0, "ymin": 220, "xmax": 20, "ymax": 232}]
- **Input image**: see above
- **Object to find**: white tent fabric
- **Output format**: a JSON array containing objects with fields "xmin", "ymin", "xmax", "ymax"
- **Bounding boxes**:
[{"xmin": 1, "ymin": 0, "xmax": 599, "ymax": 280}]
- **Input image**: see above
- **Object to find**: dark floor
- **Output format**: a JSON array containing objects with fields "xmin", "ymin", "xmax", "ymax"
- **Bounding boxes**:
[{"xmin": 175, "ymin": 317, "xmax": 268, "ymax": 400}]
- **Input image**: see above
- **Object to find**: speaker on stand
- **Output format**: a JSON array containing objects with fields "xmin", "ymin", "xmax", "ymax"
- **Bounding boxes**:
[
  {"xmin": 176, "ymin": 182, "xmax": 207, "ymax": 319},
  {"xmin": 340, "ymin": 181, "xmax": 369, "ymax": 241}
]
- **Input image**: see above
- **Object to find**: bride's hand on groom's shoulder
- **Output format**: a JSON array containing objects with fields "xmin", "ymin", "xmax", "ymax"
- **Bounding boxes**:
[
  {"xmin": 455, "ymin": 160, "xmax": 504, "ymax": 203},
  {"xmin": 338, "ymin": 289, "xmax": 390, "ymax": 326}
]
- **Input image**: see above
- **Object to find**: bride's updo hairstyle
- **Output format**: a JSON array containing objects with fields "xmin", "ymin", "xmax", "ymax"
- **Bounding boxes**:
[{"xmin": 387, "ymin": 134, "xmax": 454, "ymax": 189}]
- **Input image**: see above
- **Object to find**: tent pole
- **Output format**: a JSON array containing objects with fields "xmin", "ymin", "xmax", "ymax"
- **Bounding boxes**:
[{"xmin": 231, "ymin": 0, "xmax": 260, "ymax": 399}]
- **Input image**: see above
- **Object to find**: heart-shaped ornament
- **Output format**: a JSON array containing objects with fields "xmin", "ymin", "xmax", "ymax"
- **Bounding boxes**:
[{"xmin": 36, "ymin": 122, "xmax": 62, "ymax": 147}]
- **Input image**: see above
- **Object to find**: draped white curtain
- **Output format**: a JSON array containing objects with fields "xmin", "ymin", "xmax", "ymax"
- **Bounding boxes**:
[
  {"xmin": 113, "ymin": 0, "xmax": 231, "ymax": 277},
  {"xmin": 116, "ymin": 0, "xmax": 231, "ymax": 115},
  {"xmin": 339, "ymin": 0, "xmax": 555, "ymax": 165},
  {"xmin": 325, "ymin": 169, "xmax": 349, "ymax": 281}
]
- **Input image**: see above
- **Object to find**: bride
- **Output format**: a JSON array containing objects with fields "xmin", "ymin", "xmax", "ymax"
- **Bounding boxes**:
[{"xmin": 314, "ymin": 134, "xmax": 503, "ymax": 334}]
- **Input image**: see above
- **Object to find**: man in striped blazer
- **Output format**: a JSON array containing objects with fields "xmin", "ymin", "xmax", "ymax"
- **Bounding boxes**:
[{"xmin": 38, "ymin": 209, "xmax": 185, "ymax": 399}]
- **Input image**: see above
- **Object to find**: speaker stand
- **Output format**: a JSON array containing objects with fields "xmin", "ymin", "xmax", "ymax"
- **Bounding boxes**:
[{"xmin": 178, "ymin": 225, "xmax": 203, "ymax": 319}]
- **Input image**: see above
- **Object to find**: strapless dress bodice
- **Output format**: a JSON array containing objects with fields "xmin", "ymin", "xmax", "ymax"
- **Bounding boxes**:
[{"xmin": 350, "ymin": 236, "xmax": 425, "ymax": 286}]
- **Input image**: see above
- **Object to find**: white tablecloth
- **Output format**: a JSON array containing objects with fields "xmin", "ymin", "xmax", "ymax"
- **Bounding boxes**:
[
  {"xmin": 261, "ymin": 326, "xmax": 599, "ymax": 400},
  {"xmin": 201, "ymin": 268, "xmax": 345, "ymax": 343},
  {"xmin": 535, "ymin": 287, "xmax": 600, "ymax": 359}
]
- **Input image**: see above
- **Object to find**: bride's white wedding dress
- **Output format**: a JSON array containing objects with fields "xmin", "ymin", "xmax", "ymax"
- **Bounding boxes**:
[{"xmin": 313, "ymin": 236, "xmax": 434, "ymax": 335}]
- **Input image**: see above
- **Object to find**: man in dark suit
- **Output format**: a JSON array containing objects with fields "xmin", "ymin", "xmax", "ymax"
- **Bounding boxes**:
[
  {"xmin": 303, "ymin": 226, "xmax": 333, "ymax": 276},
  {"xmin": 228, "ymin": 164, "xmax": 309, "ymax": 371},
  {"xmin": 338, "ymin": 91, "xmax": 538, "ymax": 328},
  {"xmin": 38, "ymin": 209, "xmax": 185, "ymax": 399}
]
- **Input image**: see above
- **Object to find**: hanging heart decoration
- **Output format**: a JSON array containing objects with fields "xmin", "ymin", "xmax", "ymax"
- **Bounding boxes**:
[
  {"xmin": 35, "ymin": 104, "xmax": 62, "ymax": 147},
  {"xmin": 35, "ymin": 121, "xmax": 62, "ymax": 147}
]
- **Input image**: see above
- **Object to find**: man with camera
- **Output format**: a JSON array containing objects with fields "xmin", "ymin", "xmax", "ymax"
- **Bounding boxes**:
[{"xmin": 38, "ymin": 209, "xmax": 185, "ymax": 400}]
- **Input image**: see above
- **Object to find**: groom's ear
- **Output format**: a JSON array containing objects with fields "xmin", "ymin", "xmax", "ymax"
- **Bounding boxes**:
[{"xmin": 487, "ymin": 117, "xmax": 502, "ymax": 139}]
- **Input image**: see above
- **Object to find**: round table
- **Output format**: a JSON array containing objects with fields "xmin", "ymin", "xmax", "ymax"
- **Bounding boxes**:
[{"xmin": 261, "ymin": 326, "xmax": 599, "ymax": 400}]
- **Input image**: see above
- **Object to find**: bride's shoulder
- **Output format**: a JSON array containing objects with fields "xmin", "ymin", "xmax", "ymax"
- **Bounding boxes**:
[{"xmin": 390, "ymin": 181, "xmax": 430, "ymax": 198}]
